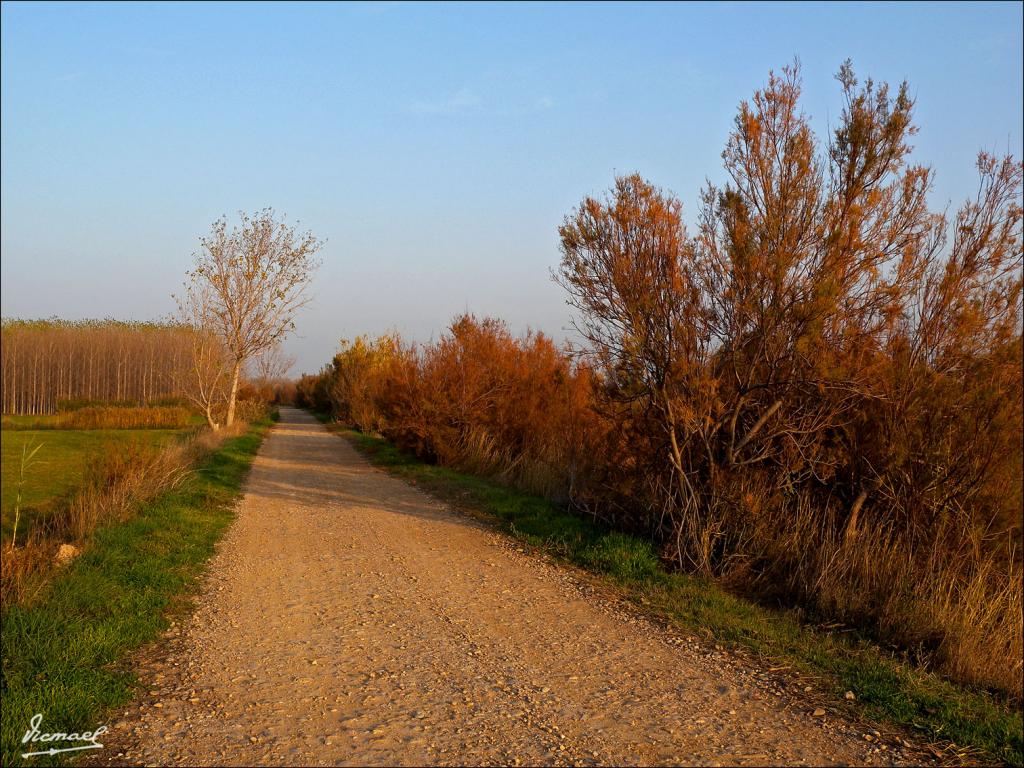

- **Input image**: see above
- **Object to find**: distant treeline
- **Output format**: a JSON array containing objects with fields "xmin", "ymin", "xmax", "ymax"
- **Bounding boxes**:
[{"xmin": 0, "ymin": 319, "xmax": 193, "ymax": 414}]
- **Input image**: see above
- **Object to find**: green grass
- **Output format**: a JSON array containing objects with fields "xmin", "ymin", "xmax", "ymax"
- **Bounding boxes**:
[
  {"xmin": 0, "ymin": 420, "xmax": 271, "ymax": 767},
  {"xmin": 323, "ymin": 417, "xmax": 1022, "ymax": 766},
  {"xmin": 0, "ymin": 428, "xmax": 187, "ymax": 541},
  {"xmin": 1, "ymin": 415, "xmax": 64, "ymax": 429}
]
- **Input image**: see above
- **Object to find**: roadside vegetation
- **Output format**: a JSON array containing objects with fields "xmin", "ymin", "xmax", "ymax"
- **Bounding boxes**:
[
  {"xmin": 0, "ymin": 427, "xmax": 184, "ymax": 541},
  {"xmin": 0, "ymin": 418, "xmax": 271, "ymax": 767},
  {"xmin": 0, "ymin": 209, "xmax": 314, "ymax": 607},
  {"xmin": 299, "ymin": 60, "xmax": 1022, "ymax": 757},
  {"xmin": 325, "ymin": 419, "xmax": 1022, "ymax": 765},
  {"xmin": 0, "ymin": 207, "xmax": 312, "ymax": 766},
  {"xmin": 0, "ymin": 416, "xmax": 263, "ymax": 608},
  {"xmin": 2, "ymin": 406, "xmax": 195, "ymax": 431}
]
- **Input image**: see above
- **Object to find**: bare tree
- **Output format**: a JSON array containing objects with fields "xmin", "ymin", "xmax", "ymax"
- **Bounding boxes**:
[
  {"xmin": 184, "ymin": 209, "xmax": 323, "ymax": 425},
  {"xmin": 174, "ymin": 282, "xmax": 231, "ymax": 430},
  {"xmin": 248, "ymin": 340, "xmax": 297, "ymax": 387}
]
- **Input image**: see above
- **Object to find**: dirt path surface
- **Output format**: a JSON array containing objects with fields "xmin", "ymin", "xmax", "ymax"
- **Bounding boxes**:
[{"xmin": 95, "ymin": 408, "xmax": 923, "ymax": 767}]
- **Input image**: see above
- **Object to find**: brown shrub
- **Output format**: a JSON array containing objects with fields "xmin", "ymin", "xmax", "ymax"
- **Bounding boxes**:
[
  {"xmin": 296, "ymin": 368, "xmax": 333, "ymax": 413},
  {"xmin": 0, "ymin": 532, "xmax": 58, "ymax": 608},
  {"xmin": 59, "ymin": 406, "xmax": 192, "ymax": 430},
  {"xmin": 231, "ymin": 384, "xmax": 273, "ymax": 424},
  {"xmin": 54, "ymin": 439, "xmax": 191, "ymax": 540},
  {"xmin": 552, "ymin": 63, "xmax": 1021, "ymax": 694},
  {"xmin": 311, "ymin": 62, "xmax": 1022, "ymax": 696},
  {"xmin": 322, "ymin": 319, "xmax": 606, "ymax": 504},
  {"xmin": 330, "ymin": 335, "xmax": 404, "ymax": 435}
]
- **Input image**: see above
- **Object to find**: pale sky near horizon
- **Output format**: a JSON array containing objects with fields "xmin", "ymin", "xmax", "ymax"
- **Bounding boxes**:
[{"xmin": 2, "ymin": 1, "xmax": 1022, "ymax": 374}]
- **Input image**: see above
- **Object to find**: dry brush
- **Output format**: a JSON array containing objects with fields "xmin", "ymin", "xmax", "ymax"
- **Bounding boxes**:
[{"xmin": 307, "ymin": 62, "xmax": 1022, "ymax": 696}]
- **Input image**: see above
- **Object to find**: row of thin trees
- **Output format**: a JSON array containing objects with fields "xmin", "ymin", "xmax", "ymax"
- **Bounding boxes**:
[
  {"xmin": 2, "ymin": 210, "xmax": 320, "ymax": 420},
  {"xmin": 0, "ymin": 319, "xmax": 194, "ymax": 414}
]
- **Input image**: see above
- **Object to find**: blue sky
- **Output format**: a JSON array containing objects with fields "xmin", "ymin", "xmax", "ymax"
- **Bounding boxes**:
[{"xmin": 2, "ymin": 1, "xmax": 1022, "ymax": 373}]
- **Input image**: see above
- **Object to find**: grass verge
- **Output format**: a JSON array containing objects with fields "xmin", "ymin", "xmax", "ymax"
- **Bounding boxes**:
[
  {"xmin": 1, "ymin": 428, "xmax": 188, "ymax": 541},
  {"xmin": 0, "ymin": 419, "xmax": 271, "ymax": 767},
  {"xmin": 320, "ymin": 416, "xmax": 1022, "ymax": 766}
]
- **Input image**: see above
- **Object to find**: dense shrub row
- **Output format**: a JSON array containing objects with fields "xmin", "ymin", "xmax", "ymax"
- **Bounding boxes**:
[
  {"xmin": 2, "ymin": 406, "xmax": 193, "ymax": 431},
  {"xmin": 300, "ymin": 63, "xmax": 1022, "ymax": 696},
  {"xmin": 55, "ymin": 396, "xmax": 189, "ymax": 412},
  {"xmin": 300, "ymin": 325, "xmax": 604, "ymax": 501},
  {"xmin": 298, "ymin": 317, "xmax": 1022, "ymax": 695}
]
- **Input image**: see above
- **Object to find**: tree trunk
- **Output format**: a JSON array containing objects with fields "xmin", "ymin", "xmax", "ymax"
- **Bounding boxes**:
[
  {"xmin": 205, "ymin": 403, "xmax": 220, "ymax": 431},
  {"xmin": 732, "ymin": 398, "xmax": 783, "ymax": 459},
  {"xmin": 225, "ymin": 360, "xmax": 242, "ymax": 426}
]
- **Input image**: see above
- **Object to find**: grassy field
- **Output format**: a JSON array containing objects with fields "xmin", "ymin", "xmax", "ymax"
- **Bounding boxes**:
[
  {"xmin": 1, "ymin": 415, "xmax": 66, "ymax": 429},
  {"xmin": 322, "ymin": 418, "xmax": 1022, "ymax": 766},
  {"xmin": 0, "ymin": 428, "xmax": 187, "ymax": 541},
  {"xmin": 0, "ymin": 419, "xmax": 271, "ymax": 767}
]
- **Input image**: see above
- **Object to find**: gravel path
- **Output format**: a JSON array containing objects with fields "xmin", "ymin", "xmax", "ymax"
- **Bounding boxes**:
[{"xmin": 94, "ymin": 408, "xmax": 927, "ymax": 766}]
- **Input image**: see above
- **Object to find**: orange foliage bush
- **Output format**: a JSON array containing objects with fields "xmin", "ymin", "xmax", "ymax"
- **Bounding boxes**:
[
  {"xmin": 384, "ymin": 317, "xmax": 605, "ymax": 501},
  {"xmin": 307, "ymin": 319, "xmax": 605, "ymax": 503},
  {"xmin": 296, "ymin": 367, "xmax": 334, "ymax": 414},
  {"xmin": 553, "ymin": 63, "xmax": 1022, "ymax": 693},
  {"xmin": 311, "ymin": 62, "xmax": 1022, "ymax": 695},
  {"xmin": 330, "ymin": 335, "xmax": 405, "ymax": 435}
]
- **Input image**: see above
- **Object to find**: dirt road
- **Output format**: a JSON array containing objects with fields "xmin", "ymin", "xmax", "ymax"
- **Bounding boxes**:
[{"xmin": 97, "ymin": 408, "xmax": 920, "ymax": 766}]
